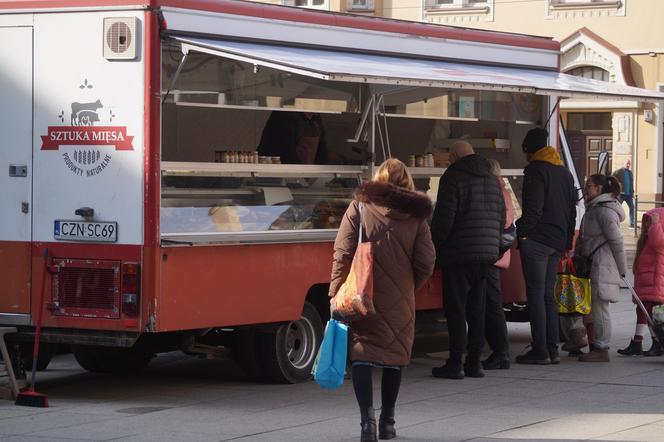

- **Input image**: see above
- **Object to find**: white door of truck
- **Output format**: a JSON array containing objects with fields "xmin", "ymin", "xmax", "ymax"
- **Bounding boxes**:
[{"xmin": 0, "ymin": 26, "xmax": 33, "ymax": 314}]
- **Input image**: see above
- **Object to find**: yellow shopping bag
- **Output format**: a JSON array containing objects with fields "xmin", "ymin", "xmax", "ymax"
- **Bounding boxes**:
[{"xmin": 554, "ymin": 258, "xmax": 592, "ymax": 316}]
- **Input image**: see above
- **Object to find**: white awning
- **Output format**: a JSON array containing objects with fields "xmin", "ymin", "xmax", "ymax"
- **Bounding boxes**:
[{"xmin": 174, "ymin": 36, "xmax": 664, "ymax": 103}]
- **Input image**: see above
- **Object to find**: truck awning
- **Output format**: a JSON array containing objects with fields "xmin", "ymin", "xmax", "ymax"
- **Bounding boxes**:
[{"xmin": 174, "ymin": 36, "xmax": 664, "ymax": 103}]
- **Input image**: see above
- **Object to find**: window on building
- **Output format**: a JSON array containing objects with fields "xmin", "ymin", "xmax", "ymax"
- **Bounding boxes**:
[
  {"xmin": 567, "ymin": 66, "xmax": 610, "ymax": 82},
  {"xmin": 553, "ymin": 0, "xmax": 616, "ymax": 3},
  {"xmin": 547, "ymin": 1, "xmax": 625, "ymax": 18},
  {"xmin": 567, "ymin": 112, "xmax": 612, "ymax": 131},
  {"xmin": 426, "ymin": 0, "xmax": 488, "ymax": 8},
  {"xmin": 549, "ymin": 0, "xmax": 622, "ymax": 7},
  {"xmin": 283, "ymin": 0, "xmax": 329, "ymax": 10},
  {"xmin": 346, "ymin": 0, "xmax": 374, "ymax": 10}
]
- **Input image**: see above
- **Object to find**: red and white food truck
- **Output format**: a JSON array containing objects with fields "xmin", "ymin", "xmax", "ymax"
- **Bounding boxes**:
[{"xmin": 1, "ymin": 0, "xmax": 662, "ymax": 382}]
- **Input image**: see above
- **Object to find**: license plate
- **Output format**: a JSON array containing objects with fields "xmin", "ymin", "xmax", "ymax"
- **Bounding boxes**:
[{"xmin": 54, "ymin": 220, "xmax": 118, "ymax": 242}]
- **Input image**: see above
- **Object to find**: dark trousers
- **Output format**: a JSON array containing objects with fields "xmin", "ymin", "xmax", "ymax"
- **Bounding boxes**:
[
  {"xmin": 619, "ymin": 194, "xmax": 635, "ymax": 227},
  {"xmin": 519, "ymin": 239, "xmax": 561, "ymax": 353},
  {"xmin": 485, "ymin": 265, "xmax": 509, "ymax": 355},
  {"xmin": 352, "ymin": 365, "xmax": 402, "ymax": 411},
  {"xmin": 442, "ymin": 263, "xmax": 489, "ymax": 365}
]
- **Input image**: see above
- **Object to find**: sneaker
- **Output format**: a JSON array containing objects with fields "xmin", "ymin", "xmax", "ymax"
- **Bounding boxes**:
[
  {"xmin": 432, "ymin": 364, "xmax": 464, "ymax": 379},
  {"xmin": 549, "ymin": 347, "xmax": 560, "ymax": 365},
  {"xmin": 515, "ymin": 348, "xmax": 551, "ymax": 365}
]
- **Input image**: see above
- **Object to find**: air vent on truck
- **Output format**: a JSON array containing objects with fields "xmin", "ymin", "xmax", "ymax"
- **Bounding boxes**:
[
  {"xmin": 51, "ymin": 259, "xmax": 121, "ymax": 319},
  {"xmin": 103, "ymin": 17, "xmax": 137, "ymax": 60}
]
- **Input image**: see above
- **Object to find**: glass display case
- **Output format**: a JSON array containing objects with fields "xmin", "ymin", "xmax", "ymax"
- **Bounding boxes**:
[{"xmin": 160, "ymin": 162, "xmax": 367, "ymax": 244}]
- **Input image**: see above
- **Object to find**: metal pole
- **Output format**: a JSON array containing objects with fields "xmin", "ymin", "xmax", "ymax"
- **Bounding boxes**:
[
  {"xmin": 162, "ymin": 50, "xmax": 189, "ymax": 105},
  {"xmin": 634, "ymin": 194, "xmax": 639, "ymax": 238}
]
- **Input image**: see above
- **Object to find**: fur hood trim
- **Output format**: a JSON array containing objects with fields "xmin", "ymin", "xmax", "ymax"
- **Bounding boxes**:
[{"xmin": 354, "ymin": 181, "xmax": 432, "ymax": 219}]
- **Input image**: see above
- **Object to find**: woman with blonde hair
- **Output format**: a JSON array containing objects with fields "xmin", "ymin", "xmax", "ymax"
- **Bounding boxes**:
[{"xmin": 330, "ymin": 158, "xmax": 435, "ymax": 441}]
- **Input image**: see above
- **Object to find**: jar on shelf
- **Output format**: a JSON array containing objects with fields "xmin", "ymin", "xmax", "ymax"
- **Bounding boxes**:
[{"xmin": 407, "ymin": 155, "xmax": 416, "ymax": 168}]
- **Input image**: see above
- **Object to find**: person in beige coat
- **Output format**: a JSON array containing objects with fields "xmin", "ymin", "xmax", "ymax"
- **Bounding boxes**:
[
  {"xmin": 330, "ymin": 158, "xmax": 435, "ymax": 442},
  {"xmin": 575, "ymin": 174, "xmax": 627, "ymax": 362}
]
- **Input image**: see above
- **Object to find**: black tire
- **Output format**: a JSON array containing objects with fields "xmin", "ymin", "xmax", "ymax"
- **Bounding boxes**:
[
  {"xmin": 21, "ymin": 343, "xmax": 57, "ymax": 371},
  {"xmin": 230, "ymin": 330, "xmax": 266, "ymax": 382},
  {"xmin": 72, "ymin": 345, "xmax": 153, "ymax": 373},
  {"xmin": 72, "ymin": 345, "xmax": 102, "ymax": 372},
  {"xmin": 260, "ymin": 301, "xmax": 323, "ymax": 384}
]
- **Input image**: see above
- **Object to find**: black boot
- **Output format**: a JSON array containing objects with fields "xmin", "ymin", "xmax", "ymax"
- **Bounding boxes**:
[
  {"xmin": 432, "ymin": 354, "xmax": 464, "ymax": 379},
  {"xmin": 644, "ymin": 339, "xmax": 664, "ymax": 357},
  {"xmin": 378, "ymin": 407, "xmax": 396, "ymax": 440},
  {"xmin": 360, "ymin": 407, "xmax": 377, "ymax": 442},
  {"xmin": 463, "ymin": 359, "xmax": 485, "ymax": 378},
  {"xmin": 617, "ymin": 339, "xmax": 643, "ymax": 356},
  {"xmin": 482, "ymin": 352, "xmax": 510, "ymax": 370}
]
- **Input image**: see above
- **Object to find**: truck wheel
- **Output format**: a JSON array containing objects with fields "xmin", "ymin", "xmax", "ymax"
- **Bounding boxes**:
[
  {"xmin": 72, "ymin": 345, "xmax": 153, "ymax": 373},
  {"xmin": 231, "ymin": 330, "xmax": 266, "ymax": 382},
  {"xmin": 260, "ymin": 301, "xmax": 323, "ymax": 384},
  {"xmin": 72, "ymin": 345, "xmax": 102, "ymax": 372},
  {"xmin": 21, "ymin": 343, "xmax": 57, "ymax": 371}
]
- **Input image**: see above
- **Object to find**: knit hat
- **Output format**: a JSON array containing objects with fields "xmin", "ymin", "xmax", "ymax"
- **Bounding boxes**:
[{"xmin": 522, "ymin": 127, "xmax": 549, "ymax": 153}]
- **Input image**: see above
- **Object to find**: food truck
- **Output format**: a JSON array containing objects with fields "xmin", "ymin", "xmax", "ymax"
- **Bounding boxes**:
[{"xmin": 1, "ymin": 0, "xmax": 662, "ymax": 382}]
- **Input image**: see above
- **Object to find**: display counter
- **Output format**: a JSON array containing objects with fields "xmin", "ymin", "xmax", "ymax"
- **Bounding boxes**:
[
  {"xmin": 160, "ymin": 161, "xmax": 524, "ymax": 245},
  {"xmin": 160, "ymin": 162, "xmax": 367, "ymax": 245}
]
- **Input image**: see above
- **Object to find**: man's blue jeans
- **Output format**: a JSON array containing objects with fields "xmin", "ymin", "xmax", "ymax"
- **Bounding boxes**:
[
  {"xmin": 519, "ymin": 238, "xmax": 561, "ymax": 353},
  {"xmin": 619, "ymin": 193, "xmax": 634, "ymax": 227}
]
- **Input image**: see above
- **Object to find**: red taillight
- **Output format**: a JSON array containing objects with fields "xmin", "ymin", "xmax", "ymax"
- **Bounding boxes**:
[{"xmin": 121, "ymin": 263, "xmax": 140, "ymax": 317}]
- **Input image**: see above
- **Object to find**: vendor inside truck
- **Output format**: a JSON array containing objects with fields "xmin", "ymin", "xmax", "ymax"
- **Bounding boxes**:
[{"xmin": 257, "ymin": 111, "xmax": 329, "ymax": 164}]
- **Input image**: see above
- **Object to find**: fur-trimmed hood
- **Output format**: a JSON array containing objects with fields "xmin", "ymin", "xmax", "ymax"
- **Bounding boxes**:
[{"xmin": 354, "ymin": 181, "xmax": 432, "ymax": 219}]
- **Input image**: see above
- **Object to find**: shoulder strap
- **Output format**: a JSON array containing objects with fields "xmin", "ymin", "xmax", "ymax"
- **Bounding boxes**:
[
  {"xmin": 588, "ymin": 240, "xmax": 608, "ymax": 258},
  {"xmin": 358, "ymin": 202, "xmax": 364, "ymax": 245}
]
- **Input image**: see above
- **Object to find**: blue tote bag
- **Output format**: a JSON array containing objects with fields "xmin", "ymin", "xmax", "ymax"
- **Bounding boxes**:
[{"xmin": 312, "ymin": 319, "xmax": 348, "ymax": 389}]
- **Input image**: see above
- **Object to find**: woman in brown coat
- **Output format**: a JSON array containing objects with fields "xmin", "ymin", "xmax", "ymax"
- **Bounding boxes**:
[{"xmin": 330, "ymin": 159, "xmax": 435, "ymax": 442}]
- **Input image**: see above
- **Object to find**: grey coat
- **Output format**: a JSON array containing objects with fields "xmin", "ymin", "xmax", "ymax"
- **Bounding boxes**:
[{"xmin": 575, "ymin": 193, "xmax": 627, "ymax": 302}]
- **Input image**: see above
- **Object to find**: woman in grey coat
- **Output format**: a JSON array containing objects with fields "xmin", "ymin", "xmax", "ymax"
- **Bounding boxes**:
[{"xmin": 575, "ymin": 174, "xmax": 627, "ymax": 362}]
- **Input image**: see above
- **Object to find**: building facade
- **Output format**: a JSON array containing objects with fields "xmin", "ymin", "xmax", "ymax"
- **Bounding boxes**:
[{"xmin": 250, "ymin": 0, "xmax": 664, "ymax": 202}]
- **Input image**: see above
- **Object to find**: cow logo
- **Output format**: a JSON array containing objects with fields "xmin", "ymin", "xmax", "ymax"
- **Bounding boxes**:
[
  {"xmin": 41, "ymin": 81, "xmax": 134, "ymax": 177},
  {"xmin": 71, "ymin": 99, "xmax": 103, "ymax": 126}
]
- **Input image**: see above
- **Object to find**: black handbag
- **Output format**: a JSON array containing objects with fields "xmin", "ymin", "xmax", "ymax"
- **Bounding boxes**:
[
  {"xmin": 571, "ymin": 240, "xmax": 608, "ymax": 278},
  {"xmin": 499, "ymin": 224, "xmax": 517, "ymax": 254}
]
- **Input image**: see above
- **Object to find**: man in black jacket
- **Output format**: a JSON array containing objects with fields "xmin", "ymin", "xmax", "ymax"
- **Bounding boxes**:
[
  {"xmin": 612, "ymin": 159, "xmax": 634, "ymax": 227},
  {"xmin": 430, "ymin": 141, "xmax": 505, "ymax": 379},
  {"xmin": 516, "ymin": 127, "xmax": 577, "ymax": 365}
]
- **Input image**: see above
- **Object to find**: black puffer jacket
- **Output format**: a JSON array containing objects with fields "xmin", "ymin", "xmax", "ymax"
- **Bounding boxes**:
[
  {"xmin": 516, "ymin": 150, "xmax": 577, "ymax": 253},
  {"xmin": 431, "ymin": 154, "xmax": 505, "ymax": 266}
]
